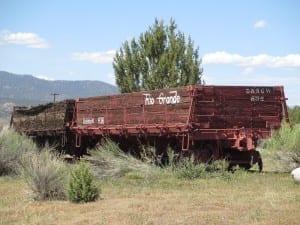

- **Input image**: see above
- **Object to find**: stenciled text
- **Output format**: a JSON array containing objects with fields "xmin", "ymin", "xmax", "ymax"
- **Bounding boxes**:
[
  {"xmin": 245, "ymin": 87, "xmax": 272, "ymax": 102},
  {"xmin": 143, "ymin": 90, "xmax": 181, "ymax": 105}
]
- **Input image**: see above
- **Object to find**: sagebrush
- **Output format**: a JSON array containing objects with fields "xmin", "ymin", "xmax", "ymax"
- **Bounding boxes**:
[
  {"xmin": 0, "ymin": 127, "xmax": 36, "ymax": 176},
  {"xmin": 86, "ymin": 138, "xmax": 157, "ymax": 178},
  {"xmin": 20, "ymin": 148, "xmax": 68, "ymax": 200},
  {"xmin": 263, "ymin": 123, "xmax": 300, "ymax": 171}
]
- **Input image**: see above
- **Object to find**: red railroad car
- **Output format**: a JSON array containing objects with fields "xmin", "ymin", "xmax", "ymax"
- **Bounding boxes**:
[{"xmin": 72, "ymin": 85, "xmax": 289, "ymax": 170}]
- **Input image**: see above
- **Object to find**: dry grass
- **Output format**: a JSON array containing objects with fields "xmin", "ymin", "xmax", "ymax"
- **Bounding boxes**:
[{"xmin": 1, "ymin": 172, "xmax": 299, "ymax": 225}]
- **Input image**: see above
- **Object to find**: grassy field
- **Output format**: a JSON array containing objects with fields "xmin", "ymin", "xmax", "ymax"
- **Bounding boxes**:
[
  {"xmin": 1, "ymin": 171, "xmax": 299, "ymax": 225},
  {"xmin": 1, "ymin": 124, "xmax": 299, "ymax": 225}
]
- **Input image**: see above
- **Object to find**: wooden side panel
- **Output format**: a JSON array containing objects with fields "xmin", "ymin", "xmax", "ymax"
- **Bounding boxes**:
[
  {"xmin": 191, "ymin": 86, "xmax": 287, "ymax": 139},
  {"xmin": 74, "ymin": 87, "xmax": 192, "ymax": 132}
]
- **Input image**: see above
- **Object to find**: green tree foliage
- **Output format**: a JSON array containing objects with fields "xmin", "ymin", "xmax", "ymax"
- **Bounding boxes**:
[
  {"xmin": 67, "ymin": 162, "xmax": 100, "ymax": 203},
  {"xmin": 113, "ymin": 18, "xmax": 203, "ymax": 93}
]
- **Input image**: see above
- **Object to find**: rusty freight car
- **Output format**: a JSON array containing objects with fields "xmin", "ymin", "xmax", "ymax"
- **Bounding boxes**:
[
  {"xmin": 72, "ymin": 85, "xmax": 289, "ymax": 170},
  {"xmin": 11, "ymin": 85, "xmax": 289, "ymax": 170},
  {"xmin": 11, "ymin": 100, "xmax": 76, "ymax": 153}
]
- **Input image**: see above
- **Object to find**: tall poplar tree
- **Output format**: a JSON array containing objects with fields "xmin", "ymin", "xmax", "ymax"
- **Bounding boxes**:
[{"xmin": 113, "ymin": 19, "xmax": 203, "ymax": 93}]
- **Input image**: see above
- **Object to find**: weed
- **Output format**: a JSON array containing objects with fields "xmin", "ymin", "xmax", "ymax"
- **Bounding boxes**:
[
  {"xmin": 86, "ymin": 138, "xmax": 157, "ymax": 178},
  {"xmin": 174, "ymin": 156, "xmax": 207, "ymax": 179}
]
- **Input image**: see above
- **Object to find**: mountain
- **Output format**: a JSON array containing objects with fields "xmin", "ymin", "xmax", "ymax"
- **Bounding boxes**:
[{"xmin": 0, "ymin": 71, "xmax": 119, "ymax": 118}]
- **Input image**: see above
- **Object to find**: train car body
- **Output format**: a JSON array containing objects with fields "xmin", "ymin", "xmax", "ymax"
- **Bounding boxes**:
[
  {"xmin": 72, "ymin": 85, "xmax": 289, "ymax": 170},
  {"xmin": 11, "ymin": 100, "xmax": 76, "ymax": 152},
  {"xmin": 11, "ymin": 85, "xmax": 289, "ymax": 170}
]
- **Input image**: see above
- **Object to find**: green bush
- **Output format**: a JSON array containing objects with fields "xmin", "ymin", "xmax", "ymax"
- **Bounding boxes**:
[
  {"xmin": 21, "ymin": 148, "xmax": 68, "ymax": 200},
  {"xmin": 0, "ymin": 128, "xmax": 36, "ymax": 176},
  {"xmin": 67, "ymin": 162, "xmax": 100, "ymax": 203},
  {"xmin": 264, "ymin": 123, "xmax": 300, "ymax": 171}
]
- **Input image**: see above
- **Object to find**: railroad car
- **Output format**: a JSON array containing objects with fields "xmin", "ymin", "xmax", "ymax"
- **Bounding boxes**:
[
  {"xmin": 11, "ymin": 100, "xmax": 75, "ymax": 152},
  {"xmin": 11, "ymin": 85, "xmax": 289, "ymax": 170}
]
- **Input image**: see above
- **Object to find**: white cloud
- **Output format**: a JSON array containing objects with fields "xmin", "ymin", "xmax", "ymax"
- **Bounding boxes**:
[
  {"xmin": 0, "ymin": 30, "xmax": 50, "ymax": 48},
  {"xmin": 35, "ymin": 75, "xmax": 54, "ymax": 81},
  {"xmin": 203, "ymin": 52, "xmax": 243, "ymax": 64},
  {"xmin": 254, "ymin": 20, "xmax": 267, "ymax": 29},
  {"xmin": 203, "ymin": 51, "xmax": 300, "ymax": 68},
  {"xmin": 72, "ymin": 50, "xmax": 116, "ymax": 64}
]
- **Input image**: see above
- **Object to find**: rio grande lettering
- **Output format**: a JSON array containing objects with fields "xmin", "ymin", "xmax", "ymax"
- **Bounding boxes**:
[
  {"xmin": 143, "ymin": 93, "xmax": 155, "ymax": 105},
  {"xmin": 143, "ymin": 91, "xmax": 181, "ymax": 105}
]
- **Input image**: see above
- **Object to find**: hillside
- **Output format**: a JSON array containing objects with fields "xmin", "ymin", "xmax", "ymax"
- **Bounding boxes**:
[{"xmin": 0, "ymin": 71, "xmax": 119, "ymax": 118}]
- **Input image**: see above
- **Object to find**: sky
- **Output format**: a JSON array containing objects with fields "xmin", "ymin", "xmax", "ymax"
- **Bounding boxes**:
[{"xmin": 0, "ymin": 0, "xmax": 299, "ymax": 105}]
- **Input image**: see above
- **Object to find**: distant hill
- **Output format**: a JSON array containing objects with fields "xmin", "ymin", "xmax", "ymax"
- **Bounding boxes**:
[{"xmin": 0, "ymin": 71, "xmax": 119, "ymax": 118}]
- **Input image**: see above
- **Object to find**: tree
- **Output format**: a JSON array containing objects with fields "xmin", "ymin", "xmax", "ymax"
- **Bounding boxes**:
[{"xmin": 113, "ymin": 18, "xmax": 203, "ymax": 93}]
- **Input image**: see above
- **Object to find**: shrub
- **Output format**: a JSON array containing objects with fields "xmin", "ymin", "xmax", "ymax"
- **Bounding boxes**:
[
  {"xmin": 86, "ymin": 139, "xmax": 156, "ymax": 178},
  {"xmin": 20, "ymin": 148, "xmax": 68, "ymax": 200},
  {"xmin": 174, "ymin": 157, "xmax": 207, "ymax": 179},
  {"xmin": 206, "ymin": 159, "xmax": 229, "ymax": 173},
  {"xmin": 67, "ymin": 162, "xmax": 100, "ymax": 203},
  {"xmin": 264, "ymin": 123, "xmax": 300, "ymax": 171},
  {"xmin": 0, "ymin": 128, "xmax": 36, "ymax": 176},
  {"xmin": 140, "ymin": 145, "xmax": 163, "ymax": 166},
  {"xmin": 173, "ymin": 156, "xmax": 231, "ymax": 180}
]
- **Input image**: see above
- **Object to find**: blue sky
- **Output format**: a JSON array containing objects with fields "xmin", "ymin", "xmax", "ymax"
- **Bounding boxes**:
[{"xmin": 0, "ymin": 0, "xmax": 299, "ymax": 105}]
